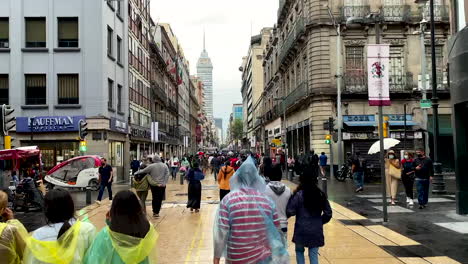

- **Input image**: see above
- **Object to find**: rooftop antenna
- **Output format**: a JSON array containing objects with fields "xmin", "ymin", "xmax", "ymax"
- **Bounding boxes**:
[{"xmin": 203, "ymin": 27, "xmax": 206, "ymax": 52}]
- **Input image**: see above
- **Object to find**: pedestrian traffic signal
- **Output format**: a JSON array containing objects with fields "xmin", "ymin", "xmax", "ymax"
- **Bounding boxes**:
[
  {"xmin": 79, "ymin": 119, "xmax": 88, "ymax": 140},
  {"xmin": 1, "ymin": 104, "xmax": 15, "ymax": 136},
  {"xmin": 325, "ymin": 134, "xmax": 332, "ymax": 144}
]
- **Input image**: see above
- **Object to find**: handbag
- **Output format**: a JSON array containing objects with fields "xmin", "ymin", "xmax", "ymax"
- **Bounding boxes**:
[{"xmin": 389, "ymin": 162, "xmax": 401, "ymax": 180}]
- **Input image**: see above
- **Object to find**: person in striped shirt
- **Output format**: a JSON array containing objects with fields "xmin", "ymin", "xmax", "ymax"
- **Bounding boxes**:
[{"xmin": 213, "ymin": 157, "xmax": 289, "ymax": 264}]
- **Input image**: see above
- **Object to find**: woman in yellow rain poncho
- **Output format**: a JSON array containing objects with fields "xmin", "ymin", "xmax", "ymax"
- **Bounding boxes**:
[
  {"xmin": 23, "ymin": 189, "xmax": 97, "ymax": 264},
  {"xmin": 0, "ymin": 190, "xmax": 28, "ymax": 264},
  {"xmin": 84, "ymin": 190, "xmax": 158, "ymax": 264}
]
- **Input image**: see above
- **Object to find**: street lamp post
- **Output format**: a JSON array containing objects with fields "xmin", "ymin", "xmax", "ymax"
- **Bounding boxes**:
[
  {"xmin": 326, "ymin": 6, "xmax": 344, "ymax": 168},
  {"xmin": 415, "ymin": 0, "xmax": 445, "ymax": 193}
]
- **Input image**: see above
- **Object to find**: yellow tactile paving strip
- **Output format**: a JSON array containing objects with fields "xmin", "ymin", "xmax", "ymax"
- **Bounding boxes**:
[{"xmin": 78, "ymin": 178, "xmax": 462, "ymax": 264}]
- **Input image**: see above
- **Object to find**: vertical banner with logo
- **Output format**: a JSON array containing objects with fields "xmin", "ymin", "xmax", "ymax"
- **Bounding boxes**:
[{"xmin": 367, "ymin": 44, "xmax": 391, "ymax": 106}]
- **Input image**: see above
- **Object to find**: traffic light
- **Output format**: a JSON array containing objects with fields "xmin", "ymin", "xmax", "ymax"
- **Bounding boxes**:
[
  {"xmin": 325, "ymin": 134, "xmax": 332, "ymax": 145},
  {"xmin": 79, "ymin": 119, "xmax": 88, "ymax": 140},
  {"xmin": 79, "ymin": 140, "xmax": 87, "ymax": 152},
  {"xmin": 1, "ymin": 104, "xmax": 15, "ymax": 135}
]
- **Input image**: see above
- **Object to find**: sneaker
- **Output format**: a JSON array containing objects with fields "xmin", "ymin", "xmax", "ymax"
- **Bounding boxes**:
[
  {"xmin": 406, "ymin": 197, "xmax": 410, "ymax": 203},
  {"xmin": 355, "ymin": 187, "xmax": 363, "ymax": 193},
  {"xmin": 95, "ymin": 200, "xmax": 101, "ymax": 205},
  {"xmin": 419, "ymin": 205, "xmax": 424, "ymax": 209},
  {"xmin": 195, "ymin": 209, "xmax": 200, "ymax": 213},
  {"xmin": 153, "ymin": 213, "xmax": 160, "ymax": 218},
  {"xmin": 409, "ymin": 199, "xmax": 414, "ymax": 206}
]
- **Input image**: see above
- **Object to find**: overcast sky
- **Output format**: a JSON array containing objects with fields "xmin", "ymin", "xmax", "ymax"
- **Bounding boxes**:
[{"xmin": 150, "ymin": 0, "xmax": 278, "ymax": 134}]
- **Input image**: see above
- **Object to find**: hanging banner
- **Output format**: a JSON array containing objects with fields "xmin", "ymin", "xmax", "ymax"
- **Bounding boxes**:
[
  {"xmin": 151, "ymin": 122, "xmax": 159, "ymax": 142},
  {"xmin": 367, "ymin": 44, "xmax": 391, "ymax": 106}
]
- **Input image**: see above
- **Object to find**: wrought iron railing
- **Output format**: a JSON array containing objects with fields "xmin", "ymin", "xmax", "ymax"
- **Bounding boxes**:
[
  {"xmin": 423, "ymin": 5, "xmax": 449, "ymax": 22},
  {"xmin": 278, "ymin": 16, "xmax": 305, "ymax": 65},
  {"xmin": 426, "ymin": 71, "xmax": 449, "ymax": 91},
  {"xmin": 151, "ymin": 81, "xmax": 167, "ymax": 104},
  {"xmin": 389, "ymin": 72, "xmax": 414, "ymax": 92},
  {"xmin": 344, "ymin": 72, "xmax": 367, "ymax": 93},
  {"xmin": 382, "ymin": 5, "xmax": 410, "ymax": 22},
  {"xmin": 283, "ymin": 81, "xmax": 309, "ymax": 110},
  {"xmin": 342, "ymin": 5, "xmax": 371, "ymax": 21}
]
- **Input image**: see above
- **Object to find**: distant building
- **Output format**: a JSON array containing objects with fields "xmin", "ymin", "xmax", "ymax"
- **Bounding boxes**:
[
  {"xmin": 232, "ymin": 104, "xmax": 243, "ymax": 120},
  {"xmin": 214, "ymin": 118, "xmax": 223, "ymax": 144},
  {"xmin": 196, "ymin": 32, "xmax": 213, "ymax": 118}
]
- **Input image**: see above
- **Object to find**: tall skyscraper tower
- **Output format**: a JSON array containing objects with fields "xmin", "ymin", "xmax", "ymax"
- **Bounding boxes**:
[{"xmin": 197, "ymin": 32, "xmax": 213, "ymax": 118}]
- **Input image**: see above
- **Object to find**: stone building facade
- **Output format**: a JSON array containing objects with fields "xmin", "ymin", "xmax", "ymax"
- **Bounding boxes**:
[{"xmin": 262, "ymin": 0, "xmax": 453, "ymax": 169}]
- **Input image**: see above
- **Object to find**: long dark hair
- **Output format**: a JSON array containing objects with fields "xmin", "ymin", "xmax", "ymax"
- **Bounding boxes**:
[
  {"xmin": 43, "ymin": 189, "xmax": 75, "ymax": 239},
  {"xmin": 296, "ymin": 166, "xmax": 327, "ymax": 214},
  {"xmin": 109, "ymin": 190, "xmax": 150, "ymax": 238}
]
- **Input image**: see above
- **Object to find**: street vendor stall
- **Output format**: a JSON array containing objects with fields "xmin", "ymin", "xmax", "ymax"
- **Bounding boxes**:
[{"xmin": 0, "ymin": 146, "xmax": 42, "ymax": 188}]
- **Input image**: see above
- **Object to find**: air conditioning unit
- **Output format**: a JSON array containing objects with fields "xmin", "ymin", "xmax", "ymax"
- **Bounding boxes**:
[{"xmin": 0, "ymin": 42, "xmax": 9, "ymax": 48}]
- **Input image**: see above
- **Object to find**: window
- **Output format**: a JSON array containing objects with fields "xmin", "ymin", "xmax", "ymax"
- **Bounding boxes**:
[
  {"xmin": 116, "ymin": 0, "xmax": 122, "ymax": 16},
  {"xmin": 107, "ymin": 26, "xmax": 113, "ymax": 56},
  {"xmin": 389, "ymin": 46, "xmax": 405, "ymax": 90},
  {"xmin": 25, "ymin": 74, "xmax": 46, "ymax": 105},
  {"xmin": 108, "ymin": 79, "xmax": 114, "ymax": 109},
  {"xmin": 117, "ymin": 84, "xmax": 122, "ymax": 112},
  {"xmin": 58, "ymin": 74, "xmax": 79, "ymax": 104},
  {"xmin": 425, "ymin": 45, "xmax": 446, "ymax": 89},
  {"xmin": 25, "ymin": 17, "xmax": 46, "ymax": 48},
  {"xmin": 345, "ymin": 46, "xmax": 366, "ymax": 91},
  {"xmin": 117, "ymin": 36, "xmax": 122, "ymax": 63},
  {"xmin": 0, "ymin": 75, "xmax": 8, "ymax": 105},
  {"xmin": 58, "ymin": 17, "xmax": 78, "ymax": 48},
  {"xmin": 0, "ymin": 18, "xmax": 8, "ymax": 48}
]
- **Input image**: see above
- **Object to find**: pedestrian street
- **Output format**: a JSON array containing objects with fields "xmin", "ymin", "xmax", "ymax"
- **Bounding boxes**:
[{"xmin": 76, "ymin": 176, "xmax": 462, "ymax": 264}]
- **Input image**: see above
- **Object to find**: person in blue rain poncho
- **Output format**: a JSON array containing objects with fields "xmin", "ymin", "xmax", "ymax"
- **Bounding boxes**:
[{"xmin": 213, "ymin": 157, "xmax": 289, "ymax": 264}]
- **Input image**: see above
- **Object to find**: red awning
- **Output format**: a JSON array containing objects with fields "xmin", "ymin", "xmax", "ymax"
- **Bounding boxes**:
[{"xmin": 0, "ymin": 146, "xmax": 41, "ymax": 160}]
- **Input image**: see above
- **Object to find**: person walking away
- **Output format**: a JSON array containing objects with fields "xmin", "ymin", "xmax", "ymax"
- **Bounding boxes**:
[
  {"xmin": 211, "ymin": 154, "xmax": 221, "ymax": 181},
  {"xmin": 217, "ymin": 161, "xmax": 235, "ymax": 201},
  {"xmin": 84, "ymin": 190, "xmax": 158, "ymax": 264},
  {"xmin": 351, "ymin": 152, "xmax": 365, "ymax": 192},
  {"xmin": 287, "ymin": 167, "xmax": 332, "ymax": 264},
  {"xmin": 24, "ymin": 189, "xmax": 96, "ymax": 264},
  {"xmin": 385, "ymin": 150, "xmax": 401, "ymax": 205},
  {"xmin": 170, "ymin": 156, "xmax": 179, "ymax": 181},
  {"xmin": 181, "ymin": 157, "xmax": 190, "ymax": 170},
  {"xmin": 287, "ymin": 155, "xmax": 295, "ymax": 180},
  {"xmin": 0, "ymin": 190, "xmax": 28, "ymax": 264},
  {"xmin": 308, "ymin": 150, "xmax": 320, "ymax": 179},
  {"xmin": 412, "ymin": 148, "xmax": 434, "ymax": 209},
  {"xmin": 260, "ymin": 157, "xmax": 274, "ymax": 181},
  {"xmin": 97, "ymin": 158, "xmax": 114, "ymax": 204},
  {"xmin": 133, "ymin": 157, "xmax": 152, "ymax": 214},
  {"xmin": 319, "ymin": 152, "xmax": 328, "ymax": 178},
  {"xmin": 280, "ymin": 151, "xmax": 286, "ymax": 172},
  {"xmin": 213, "ymin": 157, "xmax": 288, "ymax": 264},
  {"xmin": 201, "ymin": 156, "xmax": 209, "ymax": 175},
  {"xmin": 401, "ymin": 152, "xmax": 415, "ymax": 206},
  {"xmin": 186, "ymin": 162, "xmax": 205, "ymax": 212},
  {"xmin": 265, "ymin": 164, "xmax": 292, "ymax": 241},
  {"xmin": 131, "ymin": 157, "xmax": 140, "ymax": 175},
  {"xmin": 135, "ymin": 155, "xmax": 170, "ymax": 218}
]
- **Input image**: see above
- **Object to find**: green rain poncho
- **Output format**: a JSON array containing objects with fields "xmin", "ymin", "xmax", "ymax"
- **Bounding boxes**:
[{"xmin": 84, "ymin": 223, "xmax": 158, "ymax": 264}]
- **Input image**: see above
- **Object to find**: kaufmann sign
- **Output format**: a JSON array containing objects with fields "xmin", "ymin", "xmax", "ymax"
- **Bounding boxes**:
[{"xmin": 16, "ymin": 116, "xmax": 85, "ymax": 133}]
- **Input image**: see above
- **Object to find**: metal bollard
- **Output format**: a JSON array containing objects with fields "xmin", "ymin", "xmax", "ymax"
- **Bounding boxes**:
[
  {"xmin": 180, "ymin": 172, "xmax": 184, "ymax": 185},
  {"xmin": 85, "ymin": 186, "xmax": 92, "ymax": 205}
]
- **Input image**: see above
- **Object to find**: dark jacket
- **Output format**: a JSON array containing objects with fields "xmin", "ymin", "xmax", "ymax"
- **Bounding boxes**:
[
  {"xmin": 412, "ymin": 157, "xmax": 434, "ymax": 180},
  {"xmin": 187, "ymin": 168, "xmax": 205, "ymax": 184},
  {"xmin": 286, "ymin": 190, "xmax": 332, "ymax": 248}
]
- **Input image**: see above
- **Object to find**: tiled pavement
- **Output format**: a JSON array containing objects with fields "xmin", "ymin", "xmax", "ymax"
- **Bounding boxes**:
[{"xmin": 77, "ymin": 176, "xmax": 463, "ymax": 264}]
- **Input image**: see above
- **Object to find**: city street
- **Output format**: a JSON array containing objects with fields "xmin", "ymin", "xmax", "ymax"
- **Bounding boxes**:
[{"xmin": 28, "ymin": 172, "xmax": 462, "ymax": 264}]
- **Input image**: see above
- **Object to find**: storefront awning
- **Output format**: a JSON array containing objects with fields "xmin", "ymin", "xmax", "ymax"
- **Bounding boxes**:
[
  {"xmin": 389, "ymin": 121, "xmax": 419, "ymax": 126},
  {"xmin": 344, "ymin": 121, "xmax": 376, "ymax": 127}
]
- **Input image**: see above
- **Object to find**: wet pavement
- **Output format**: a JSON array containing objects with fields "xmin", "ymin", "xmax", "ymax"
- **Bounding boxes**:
[
  {"xmin": 312, "ymin": 174, "xmax": 468, "ymax": 264},
  {"xmin": 13, "ymin": 171, "xmax": 466, "ymax": 263}
]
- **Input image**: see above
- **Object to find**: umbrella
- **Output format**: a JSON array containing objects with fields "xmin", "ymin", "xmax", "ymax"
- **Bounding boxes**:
[
  {"xmin": 197, "ymin": 151, "xmax": 204, "ymax": 155},
  {"xmin": 368, "ymin": 138, "xmax": 401, "ymax": 155}
]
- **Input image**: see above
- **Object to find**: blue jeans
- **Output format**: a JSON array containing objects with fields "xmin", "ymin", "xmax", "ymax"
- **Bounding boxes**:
[
  {"xmin": 353, "ymin": 171, "xmax": 364, "ymax": 188},
  {"xmin": 171, "ymin": 167, "xmax": 178, "ymax": 179},
  {"xmin": 97, "ymin": 182, "xmax": 112, "ymax": 201},
  {"xmin": 416, "ymin": 178, "xmax": 430, "ymax": 205},
  {"xmin": 295, "ymin": 245, "xmax": 319, "ymax": 264}
]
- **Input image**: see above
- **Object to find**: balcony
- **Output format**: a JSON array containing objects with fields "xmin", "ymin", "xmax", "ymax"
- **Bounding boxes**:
[
  {"xmin": 151, "ymin": 81, "xmax": 167, "ymax": 105},
  {"xmin": 167, "ymin": 100, "xmax": 178, "ymax": 113},
  {"xmin": 342, "ymin": 5, "xmax": 371, "ymax": 21},
  {"xmin": 389, "ymin": 72, "xmax": 414, "ymax": 92},
  {"xmin": 278, "ymin": 0, "xmax": 292, "ymax": 24},
  {"xmin": 382, "ymin": 5, "xmax": 410, "ymax": 22},
  {"xmin": 344, "ymin": 71, "xmax": 367, "ymax": 93},
  {"xmin": 423, "ymin": 5, "xmax": 449, "ymax": 22},
  {"xmin": 278, "ymin": 17, "xmax": 306, "ymax": 66},
  {"xmin": 283, "ymin": 81, "xmax": 310, "ymax": 110}
]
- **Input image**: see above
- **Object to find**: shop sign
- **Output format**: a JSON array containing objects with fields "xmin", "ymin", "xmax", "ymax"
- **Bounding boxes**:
[
  {"xmin": 111, "ymin": 118, "xmax": 128, "ymax": 134},
  {"xmin": 344, "ymin": 115, "xmax": 375, "ymax": 122},
  {"xmin": 272, "ymin": 139, "xmax": 282, "ymax": 146},
  {"xmin": 343, "ymin": 132, "xmax": 378, "ymax": 140},
  {"xmin": 367, "ymin": 44, "xmax": 391, "ymax": 106},
  {"xmin": 385, "ymin": 114, "xmax": 412, "ymax": 121},
  {"xmin": 16, "ymin": 116, "xmax": 85, "ymax": 133},
  {"xmin": 131, "ymin": 126, "xmax": 151, "ymax": 140}
]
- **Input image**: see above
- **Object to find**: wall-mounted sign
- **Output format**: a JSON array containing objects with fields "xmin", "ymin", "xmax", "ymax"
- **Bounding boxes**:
[
  {"xmin": 111, "ymin": 118, "xmax": 128, "ymax": 134},
  {"xmin": 343, "ymin": 115, "xmax": 375, "ymax": 122},
  {"xmin": 131, "ymin": 126, "xmax": 151, "ymax": 140},
  {"xmin": 16, "ymin": 116, "xmax": 85, "ymax": 133}
]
